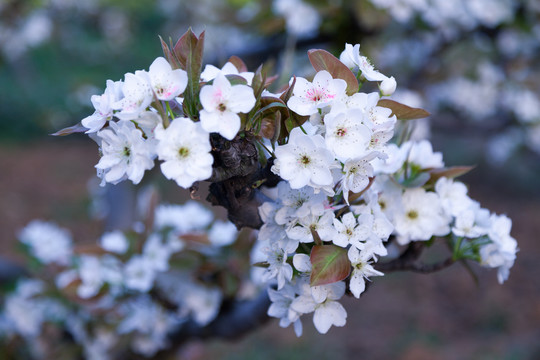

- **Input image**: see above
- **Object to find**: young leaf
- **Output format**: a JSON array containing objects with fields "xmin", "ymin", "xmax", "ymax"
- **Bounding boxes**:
[
  {"xmin": 227, "ymin": 55, "xmax": 248, "ymax": 73},
  {"xmin": 51, "ymin": 122, "xmax": 88, "ymax": 136},
  {"xmin": 377, "ymin": 99, "xmax": 430, "ymax": 120},
  {"xmin": 158, "ymin": 35, "xmax": 181, "ymax": 69},
  {"xmin": 310, "ymin": 245, "xmax": 351, "ymax": 287},
  {"xmin": 307, "ymin": 49, "xmax": 359, "ymax": 96},
  {"xmin": 426, "ymin": 166, "xmax": 475, "ymax": 186}
]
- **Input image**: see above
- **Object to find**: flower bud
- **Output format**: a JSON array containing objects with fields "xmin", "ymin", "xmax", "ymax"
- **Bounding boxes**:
[{"xmin": 379, "ymin": 76, "xmax": 397, "ymax": 96}]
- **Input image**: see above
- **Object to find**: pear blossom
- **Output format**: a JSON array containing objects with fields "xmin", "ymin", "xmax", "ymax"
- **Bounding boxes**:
[
  {"xmin": 339, "ymin": 43, "xmax": 388, "ymax": 81},
  {"xmin": 18, "ymin": 220, "xmax": 73, "ymax": 265},
  {"xmin": 199, "ymin": 73, "xmax": 256, "ymax": 140},
  {"xmin": 272, "ymin": 127, "xmax": 337, "ymax": 190},
  {"xmin": 261, "ymin": 241, "xmax": 296, "ymax": 290},
  {"xmin": 347, "ymin": 246, "xmax": 384, "ymax": 298},
  {"xmin": 332, "ymin": 212, "xmax": 363, "ymax": 247},
  {"xmin": 95, "ymin": 120, "xmax": 155, "ymax": 185},
  {"xmin": 401, "ymin": 140, "xmax": 444, "ymax": 169},
  {"xmin": 208, "ymin": 220, "xmax": 238, "ymax": 247},
  {"xmin": 147, "ymin": 57, "xmax": 187, "ymax": 101},
  {"xmin": 124, "ymin": 255, "xmax": 156, "ymax": 292},
  {"xmin": 142, "ymin": 234, "xmax": 171, "ymax": 272},
  {"xmin": 340, "ymin": 152, "xmax": 378, "ymax": 204},
  {"xmin": 452, "ymin": 205, "xmax": 490, "ymax": 238},
  {"xmin": 274, "ymin": 182, "xmax": 327, "ymax": 226},
  {"xmin": 99, "ymin": 230, "xmax": 129, "ymax": 254},
  {"xmin": 394, "ymin": 187, "xmax": 451, "ymax": 245},
  {"xmin": 324, "ymin": 108, "xmax": 372, "ymax": 161},
  {"xmin": 267, "ymin": 284, "xmax": 303, "ymax": 336},
  {"xmin": 155, "ymin": 118, "xmax": 213, "ymax": 188},
  {"xmin": 200, "ymin": 62, "xmax": 254, "ymax": 84},
  {"xmin": 286, "ymin": 208, "xmax": 336, "ymax": 243},
  {"xmin": 82, "ymin": 79, "xmax": 123, "ymax": 133},
  {"xmin": 112, "ymin": 71, "xmax": 153, "ymax": 121},
  {"xmin": 287, "ymin": 70, "xmax": 347, "ymax": 116},
  {"xmin": 291, "ymin": 281, "xmax": 347, "ymax": 334},
  {"xmin": 435, "ymin": 177, "xmax": 475, "ymax": 217},
  {"xmin": 477, "ymin": 213, "xmax": 518, "ymax": 283}
]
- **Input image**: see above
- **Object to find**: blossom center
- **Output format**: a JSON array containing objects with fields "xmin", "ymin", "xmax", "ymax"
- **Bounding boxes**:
[
  {"xmin": 406, "ymin": 210, "xmax": 419, "ymax": 220},
  {"xmin": 218, "ymin": 103, "xmax": 227, "ymax": 112},
  {"xmin": 178, "ymin": 147, "xmax": 190, "ymax": 158},
  {"xmin": 336, "ymin": 127, "xmax": 347, "ymax": 137},
  {"xmin": 299, "ymin": 155, "xmax": 311, "ymax": 166}
]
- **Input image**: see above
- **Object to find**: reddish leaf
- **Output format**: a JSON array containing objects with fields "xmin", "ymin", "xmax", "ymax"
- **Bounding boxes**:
[
  {"xmin": 310, "ymin": 245, "xmax": 351, "ymax": 287},
  {"xmin": 308, "ymin": 49, "xmax": 359, "ymax": 96},
  {"xmin": 377, "ymin": 99, "xmax": 430, "ymax": 120},
  {"xmin": 158, "ymin": 35, "xmax": 181, "ymax": 69},
  {"xmin": 227, "ymin": 55, "xmax": 248, "ymax": 73},
  {"xmin": 426, "ymin": 166, "xmax": 475, "ymax": 186},
  {"xmin": 51, "ymin": 122, "xmax": 87, "ymax": 136}
]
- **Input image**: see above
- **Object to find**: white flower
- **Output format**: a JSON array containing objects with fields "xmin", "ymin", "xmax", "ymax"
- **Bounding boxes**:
[
  {"xmin": 112, "ymin": 71, "xmax": 153, "ymax": 121},
  {"xmin": 267, "ymin": 284, "xmax": 303, "ymax": 336},
  {"xmin": 480, "ymin": 214, "xmax": 518, "ymax": 284},
  {"xmin": 155, "ymin": 118, "xmax": 213, "ymax": 188},
  {"xmin": 272, "ymin": 127, "xmax": 337, "ymax": 190},
  {"xmin": 175, "ymin": 280, "xmax": 222, "ymax": 326},
  {"xmin": 208, "ymin": 220, "xmax": 238, "ymax": 246},
  {"xmin": 324, "ymin": 108, "xmax": 372, "ymax": 161},
  {"xmin": 18, "ymin": 220, "xmax": 73, "ymax": 265},
  {"xmin": 200, "ymin": 62, "xmax": 254, "ymax": 84},
  {"xmin": 287, "ymin": 71, "xmax": 347, "ymax": 116},
  {"xmin": 82, "ymin": 79, "xmax": 123, "ymax": 133},
  {"xmin": 401, "ymin": 140, "xmax": 444, "ymax": 170},
  {"xmin": 99, "ymin": 230, "xmax": 129, "ymax": 254},
  {"xmin": 452, "ymin": 205, "xmax": 490, "ymax": 238},
  {"xmin": 339, "ymin": 43, "xmax": 388, "ymax": 82},
  {"xmin": 143, "ymin": 234, "xmax": 171, "ymax": 272},
  {"xmin": 332, "ymin": 212, "xmax": 363, "ymax": 247},
  {"xmin": 147, "ymin": 57, "xmax": 187, "ymax": 101},
  {"xmin": 95, "ymin": 120, "xmax": 156, "ymax": 185},
  {"xmin": 340, "ymin": 152, "xmax": 378, "ymax": 204},
  {"xmin": 124, "ymin": 255, "xmax": 156, "ymax": 292},
  {"xmin": 435, "ymin": 177, "xmax": 474, "ymax": 217},
  {"xmin": 77, "ymin": 255, "xmax": 123, "ymax": 299},
  {"xmin": 291, "ymin": 281, "xmax": 347, "ymax": 334},
  {"xmin": 287, "ymin": 208, "xmax": 336, "ymax": 243},
  {"xmin": 261, "ymin": 241, "xmax": 296, "ymax": 290},
  {"xmin": 347, "ymin": 246, "xmax": 384, "ymax": 298},
  {"xmin": 154, "ymin": 201, "xmax": 214, "ymax": 233},
  {"xmin": 394, "ymin": 188, "xmax": 451, "ymax": 245},
  {"xmin": 199, "ymin": 73, "xmax": 256, "ymax": 140},
  {"xmin": 274, "ymin": 182, "xmax": 327, "ymax": 225}
]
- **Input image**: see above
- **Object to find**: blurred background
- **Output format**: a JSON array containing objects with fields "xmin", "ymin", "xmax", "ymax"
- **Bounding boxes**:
[{"xmin": 1, "ymin": 0, "xmax": 539, "ymax": 359}]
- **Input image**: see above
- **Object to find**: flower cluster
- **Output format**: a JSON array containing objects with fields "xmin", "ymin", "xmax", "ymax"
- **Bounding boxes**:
[
  {"xmin": 255, "ymin": 45, "xmax": 518, "ymax": 335},
  {"xmin": 1, "ymin": 200, "xmax": 239, "ymax": 358},
  {"xmin": 1, "ymin": 31, "xmax": 519, "ymax": 358}
]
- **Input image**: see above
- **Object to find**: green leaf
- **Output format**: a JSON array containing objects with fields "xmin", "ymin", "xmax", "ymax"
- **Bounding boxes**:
[
  {"xmin": 310, "ymin": 245, "xmax": 351, "ymax": 287},
  {"xmin": 426, "ymin": 166, "xmax": 475, "ymax": 186},
  {"xmin": 307, "ymin": 49, "xmax": 359, "ymax": 96},
  {"xmin": 174, "ymin": 29, "xmax": 205, "ymax": 120},
  {"xmin": 50, "ymin": 122, "xmax": 87, "ymax": 136},
  {"xmin": 377, "ymin": 99, "xmax": 430, "ymax": 120},
  {"xmin": 158, "ymin": 35, "xmax": 181, "ymax": 69}
]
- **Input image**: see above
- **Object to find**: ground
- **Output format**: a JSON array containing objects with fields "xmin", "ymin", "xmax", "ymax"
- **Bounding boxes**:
[{"xmin": 0, "ymin": 139, "xmax": 538, "ymax": 360}]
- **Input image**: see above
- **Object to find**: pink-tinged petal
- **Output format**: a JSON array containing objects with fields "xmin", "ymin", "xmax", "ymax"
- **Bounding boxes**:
[
  {"xmin": 212, "ymin": 73, "xmax": 232, "ymax": 99},
  {"xmin": 199, "ymin": 85, "xmax": 221, "ymax": 112}
]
